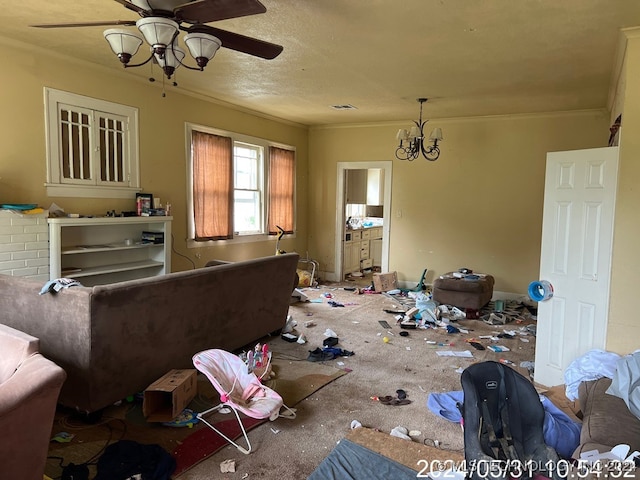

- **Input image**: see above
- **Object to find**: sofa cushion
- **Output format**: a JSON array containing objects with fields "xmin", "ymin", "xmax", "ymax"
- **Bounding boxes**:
[
  {"xmin": 575, "ymin": 377, "xmax": 640, "ymax": 456},
  {"xmin": 0, "ymin": 324, "xmax": 39, "ymax": 384}
]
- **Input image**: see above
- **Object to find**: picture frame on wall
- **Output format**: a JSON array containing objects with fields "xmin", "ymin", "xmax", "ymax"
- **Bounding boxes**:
[{"xmin": 136, "ymin": 193, "xmax": 153, "ymax": 216}]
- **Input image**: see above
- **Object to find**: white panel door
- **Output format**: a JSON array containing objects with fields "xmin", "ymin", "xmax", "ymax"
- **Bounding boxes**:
[{"xmin": 534, "ymin": 147, "xmax": 619, "ymax": 387}]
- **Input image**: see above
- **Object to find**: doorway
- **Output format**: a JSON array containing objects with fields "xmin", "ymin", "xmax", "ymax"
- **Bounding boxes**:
[{"xmin": 334, "ymin": 161, "xmax": 392, "ymax": 282}]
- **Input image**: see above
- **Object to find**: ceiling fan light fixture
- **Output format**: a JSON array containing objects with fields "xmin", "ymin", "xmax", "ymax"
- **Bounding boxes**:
[
  {"xmin": 104, "ymin": 28, "xmax": 143, "ymax": 64},
  {"xmin": 184, "ymin": 32, "xmax": 222, "ymax": 69},
  {"xmin": 37, "ymin": 0, "xmax": 283, "ymax": 90},
  {"xmin": 136, "ymin": 17, "xmax": 179, "ymax": 55},
  {"xmin": 154, "ymin": 44, "xmax": 185, "ymax": 79}
]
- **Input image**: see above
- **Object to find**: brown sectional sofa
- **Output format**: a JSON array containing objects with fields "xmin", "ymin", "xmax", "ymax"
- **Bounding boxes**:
[
  {"xmin": 0, "ymin": 253, "xmax": 299, "ymax": 414},
  {"xmin": 574, "ymin": 377, "xmax": 640, "ymax": 458}
]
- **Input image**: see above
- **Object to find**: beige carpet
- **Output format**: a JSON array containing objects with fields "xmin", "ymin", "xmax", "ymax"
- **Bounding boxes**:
[
  {"xmin": 45, "ymin": 282, "xmax": 540, "ymax": 479},
  {"xmin": 177, "ymin": 283, "xmax": 539, "ymax": 479}
]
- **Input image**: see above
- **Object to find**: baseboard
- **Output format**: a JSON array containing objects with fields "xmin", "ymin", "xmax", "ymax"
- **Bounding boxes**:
[
  {"xmin": 492, "ymin": 290, "xmax": 529, "ymax": 301},
  {"xmin": 320, "ymin": 273, "xmax": 530, "ymax": 303}
]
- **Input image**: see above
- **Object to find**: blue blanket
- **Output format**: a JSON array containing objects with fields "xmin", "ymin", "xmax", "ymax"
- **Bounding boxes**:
[{"xmin": 427, "ymin": 390, "xmax": 581, "ymax": 459}]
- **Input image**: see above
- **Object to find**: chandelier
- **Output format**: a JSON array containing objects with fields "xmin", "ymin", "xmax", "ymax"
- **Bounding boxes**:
[
  {"xmin": 395, "ymin": 98, "xmax": 443, "ymax": 162},
  {"xmin": 104, "ymin": 18, "xmax": 222, "ymax": 80}
]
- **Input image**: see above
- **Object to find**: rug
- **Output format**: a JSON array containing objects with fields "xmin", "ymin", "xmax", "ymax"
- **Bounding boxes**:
[{"xmin": 45, "ymin": 355, "xmax": 347, "ymax": 479}]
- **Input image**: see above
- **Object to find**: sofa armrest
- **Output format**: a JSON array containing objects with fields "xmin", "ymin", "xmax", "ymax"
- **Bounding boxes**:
[
  {"xmin": 0, "ymin": 353, "xmax": 66, "ymax": 480},
  {"xmin": 574, "ymin": 377, "xmax": 640, "ymax": 457}
]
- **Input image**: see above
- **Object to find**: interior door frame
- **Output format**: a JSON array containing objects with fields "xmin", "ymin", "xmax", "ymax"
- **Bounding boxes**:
[{"xmin": 334, "ymin": 161, "xmax": 392, "ymax": 282}]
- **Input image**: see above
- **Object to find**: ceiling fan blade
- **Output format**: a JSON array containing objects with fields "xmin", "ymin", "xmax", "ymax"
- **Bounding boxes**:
[
  {"xmin": 31, "ymin": 20, "xmax": 137, "ymax": 28},
  {"xmin": 112, "ymin": 0, "xmax": 146, "ymax": 15},
  {"xmin": 175, "ymin": 0, "xmax": 266, "ymax": 24},
  {"xmin": 188, "ymin": 25, "xmax": 282, "ymax": 59}
]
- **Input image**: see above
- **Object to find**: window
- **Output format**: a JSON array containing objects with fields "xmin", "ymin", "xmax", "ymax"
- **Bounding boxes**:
[
  {"xmin": 44, "ymin": 88, "xmax": 139, "ymax": 198},
  {"xmin": 187, "ymin": 123, "xmax": 295, "ymax": 245}
]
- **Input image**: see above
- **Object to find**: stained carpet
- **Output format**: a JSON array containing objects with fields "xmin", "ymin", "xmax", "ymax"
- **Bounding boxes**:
[{"xmin": 45, "ymin": 354, "xmax": 347, "ymax": 479}]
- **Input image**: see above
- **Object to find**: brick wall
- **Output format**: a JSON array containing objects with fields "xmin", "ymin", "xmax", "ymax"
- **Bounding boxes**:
[{"xmin": 0, "ymin": 210, "xmax": 49, "ymax": 280}]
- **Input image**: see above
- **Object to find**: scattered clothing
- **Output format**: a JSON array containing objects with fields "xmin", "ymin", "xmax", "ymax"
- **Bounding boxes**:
[
  {"xmin": 94, "ymin": 440, "xmax": 175, "ymax": 480},
  {"xmin": 39, "ymin": 278, "xmax": 83, "ymax": 295},
  {"xmin": 307, "ymin": 347, "xmax": 354, "ymax": 362},
  {"xmin": 564, "ymin": 349, "xmax": 621, "ymax": 401}
]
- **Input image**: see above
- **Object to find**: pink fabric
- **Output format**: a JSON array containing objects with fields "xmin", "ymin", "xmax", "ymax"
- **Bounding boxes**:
[
  {"xmin": 0, "ymin": 324, "xmax": 66, "ymax": 480},
  {"xmin": 193, "ymin": 349, "xmax": 283, "ymax": 419},
  {"xmin": 0, "ymin": 325, "xmax": 39, "ymax": 384}
]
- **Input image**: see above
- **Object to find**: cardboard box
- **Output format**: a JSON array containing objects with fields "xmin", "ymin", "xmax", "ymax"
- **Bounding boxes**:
[
  {"xmin": 373, "ymin": 271, "xmax": 398, "ymax": 292},
  {"xmin": 143, "ymin": 369, "xmax": 197, "ymax": 422}
]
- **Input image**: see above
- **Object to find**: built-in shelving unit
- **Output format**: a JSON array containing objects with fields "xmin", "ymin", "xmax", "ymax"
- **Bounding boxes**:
[{"xmin": 48, "ymin": 216, "xmax": 172, "ymax": 286}]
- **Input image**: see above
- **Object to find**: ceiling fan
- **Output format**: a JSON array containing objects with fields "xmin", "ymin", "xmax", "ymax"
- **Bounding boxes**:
[{"xmin": 31, "ymin": 0, "xmax": 283, "ymax": 80}]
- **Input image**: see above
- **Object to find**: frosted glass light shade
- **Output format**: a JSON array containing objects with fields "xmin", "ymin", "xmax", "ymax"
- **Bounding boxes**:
[
  {"xmin": 104, "ymin": 29, "xmax": 143, "ymax": 64},
  {"xmin": 154, "ymin": 44, "xmax": 185, "ymax": 78},
  {"xmin": 136, "ymin": 17, "xmax": 179, "ymax": 49},
  {"xmin": 155, "ymin": 45, "xmax": 185, "ymax": 67},
  {"xmin": 184, "ymin": 32, "xmax": 222, "ymax": 68}
]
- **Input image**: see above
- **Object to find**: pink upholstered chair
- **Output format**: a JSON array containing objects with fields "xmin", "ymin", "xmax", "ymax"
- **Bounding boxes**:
[{"xmin": 0, "ymin": 323, "xmax": 66, "ymax": 480}]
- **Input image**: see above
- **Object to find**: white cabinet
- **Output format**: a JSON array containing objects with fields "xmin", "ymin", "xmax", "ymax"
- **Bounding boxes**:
[
  {"xmin": 48, "ymin": 216, "xmax": 172, "ymax": 286},
  {"xmin": 343, "ymin": 227, "xmax": 383, "ymax": 277},
  {"xmin": 366, "ymin": 168, "xmax": 384, "ymax": 205},
  {"xmin": 371, "ymin": 239, "xmax": 383, "ymax": 268},
  {"xmin": 343, "ymin": 240, "xmax": 361, "ymax": 276},
  {"xmin": 346, "ymin": 169, "xmax": 368, "ymax": 204}
]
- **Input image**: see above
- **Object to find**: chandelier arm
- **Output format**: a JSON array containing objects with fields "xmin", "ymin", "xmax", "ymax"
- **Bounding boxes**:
[
  {"xmin": 420, "ymin": 142, "xmax": 440, "ymax": 161},
  {"xmin": 124, "ymin": 52, "xmax": 156, "ymax": 68}
]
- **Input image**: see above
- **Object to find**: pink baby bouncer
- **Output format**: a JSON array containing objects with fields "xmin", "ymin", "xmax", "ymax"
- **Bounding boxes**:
[{"xmin": 192, "ymin": 349, "xmax": 296, "ymax": 454}]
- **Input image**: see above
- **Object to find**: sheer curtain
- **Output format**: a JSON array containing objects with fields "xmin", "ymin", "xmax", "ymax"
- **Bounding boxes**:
[
  {"xmin": 267, "ymin": 146, "xmax": 295, "ymax": 234},
  {"xmin": 192, "ymin": 130, "xmax": 234, "ymax": 240}
]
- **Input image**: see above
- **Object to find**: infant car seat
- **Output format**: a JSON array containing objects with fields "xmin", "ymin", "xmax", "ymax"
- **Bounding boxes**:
[{"xmin": 458, "ymin": 361, "xmax": 561, "ymax": 480}]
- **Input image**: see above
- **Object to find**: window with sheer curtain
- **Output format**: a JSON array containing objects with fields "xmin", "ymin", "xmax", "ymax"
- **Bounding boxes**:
[{"xmin": 188, "ymin": 124, "xmax": 295, "ymax": 243}]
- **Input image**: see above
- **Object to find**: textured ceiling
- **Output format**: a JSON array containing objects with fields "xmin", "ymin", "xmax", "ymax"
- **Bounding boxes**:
[{"xmin": 2, "ymin": 0, "xmax": 640, "ymax": 126}]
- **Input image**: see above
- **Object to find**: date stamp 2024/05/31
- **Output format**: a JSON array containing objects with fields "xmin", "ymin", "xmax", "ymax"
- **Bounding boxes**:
[{"xmin": 415, "ymin": 459, "xmax": 637, "ymax": 479}]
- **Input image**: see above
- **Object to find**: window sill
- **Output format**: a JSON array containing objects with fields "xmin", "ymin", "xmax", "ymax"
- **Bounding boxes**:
[{"xmin": 187, "ymin": 231, "xmax": 295, "ymax": 249}]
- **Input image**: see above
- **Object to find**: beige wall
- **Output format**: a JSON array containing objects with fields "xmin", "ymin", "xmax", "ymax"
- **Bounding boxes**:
[
  {"xmin": 309, "ymin": 112, "xmax": 610, "ymax": 294},
  {"xmin": 607, "ymin": 31, "xmax": 640, "ymax": 354},
  {"xmin": 0, "ymin": 39, "xmax": 309, "ymax": 271},
  {"xmin": 2, "ymin": 36, "xmax": 631, "ymax": 349}
]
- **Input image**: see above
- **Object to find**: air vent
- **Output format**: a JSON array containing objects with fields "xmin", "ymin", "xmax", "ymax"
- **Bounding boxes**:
[{"xmin": 330, "ymin": 104, "xmax": 357, "ymax": 110}]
